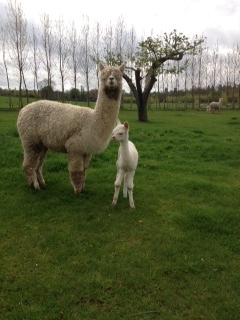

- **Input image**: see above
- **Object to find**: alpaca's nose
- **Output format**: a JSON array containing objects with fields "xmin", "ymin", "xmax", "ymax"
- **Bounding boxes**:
[{"xmin": 109, "ymin": 76, "xmax": 114, "ymax": 81}]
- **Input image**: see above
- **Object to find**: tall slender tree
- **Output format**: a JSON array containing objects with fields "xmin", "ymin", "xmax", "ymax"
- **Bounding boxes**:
[
  {"xmin": 68, "ymin": 21, "xmax": 81, "ymax": 95},
  {"xmin": 55, "ymin": 17, "xmax": 69, "ymax": 102},
  {"xmin": 0, "ymin": 18, "xmax": 12, "ymax": 107},
  {"xmin": 6, "ymin": 0, "xmax": 29, "ymax": 108},
  {"xmin": 39, "ymin": 13, "xmax": 55, "ymax": 99},
  {"xmin": 79, "ymin": 16, "xmax": 93, "ymax": 107},
  {"xmin": 30, "ymin": 25, "xmax": 40, "ymax": 99}
]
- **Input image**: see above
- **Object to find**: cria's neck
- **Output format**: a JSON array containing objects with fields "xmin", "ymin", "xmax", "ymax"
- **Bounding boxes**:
[{"xmin": 120, "ymin": 139, "xmax": 130, "ymax": 148}]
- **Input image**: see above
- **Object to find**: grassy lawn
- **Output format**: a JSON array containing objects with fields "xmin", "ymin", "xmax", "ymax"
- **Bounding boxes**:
[{"xmin": 0, "ymin": 108, "xmax": 240, "ymax": 319}]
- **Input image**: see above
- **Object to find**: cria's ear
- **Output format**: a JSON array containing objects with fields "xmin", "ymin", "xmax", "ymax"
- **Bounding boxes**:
[
  {"xmin": 124, "ymin": 121, "xmax": 129, "ymax": 130},
  {"xmin": 119, "ymin": 64, "xmax": 125, "ymax": 73},
  {"xmin": 98, "ymin": 63, "xmax": 105, "ymax": 71}
]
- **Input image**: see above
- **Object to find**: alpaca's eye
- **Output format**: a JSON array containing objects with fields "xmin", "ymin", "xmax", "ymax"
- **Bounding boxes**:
[{"xmin": 119, "ymin": 133, "xmax": 123, "ymax": 136}]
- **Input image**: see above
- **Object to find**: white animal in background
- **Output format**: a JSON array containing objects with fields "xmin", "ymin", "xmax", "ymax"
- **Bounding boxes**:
[
  {"xmin": 207, "ymin": 98, "xmax": 223, "ymax": 113},
  {"xmin": 17, "ymin": 63, "xmax": 125, "ymax": 193},
  {"xmin": 112, "ymin": 121, "xmax": 138, "ymax": 208}
]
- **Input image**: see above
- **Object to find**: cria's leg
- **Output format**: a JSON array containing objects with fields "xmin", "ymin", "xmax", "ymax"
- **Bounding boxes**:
[
  {"xmin": 36, "ymin": 146, "xmax": 48, "ymax": 186},
  {"xmin": 125, "ymin": 171, "xmax": 135, "ymax": 208},
  {"xmin": 68, "ymin": 153, "xmax": 84, "ymax": 194},
  {"xmin": 112, "ymin": 169, "xmax": 125, "ymax": 206},
  {"xmin": 22, "ymin": 145, "xmax": 42, "ymax": 190},
  {"xmin": 123, "ymin": 173, "xmax": 127, "ymax": 198}
]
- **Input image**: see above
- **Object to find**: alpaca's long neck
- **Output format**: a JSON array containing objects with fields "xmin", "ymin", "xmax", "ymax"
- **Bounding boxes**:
[{"xmin": 94, "ymin": 87, "xmax": 121, "ymax": 123}]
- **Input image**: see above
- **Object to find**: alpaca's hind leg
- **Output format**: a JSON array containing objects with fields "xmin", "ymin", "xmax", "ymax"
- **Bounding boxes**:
[
  {"xmin": 68, "ymin": 153, "xmax": 85, "ymax": 193},
  {"xmin": 36, "ymin": 146, "xmax": 48, "ymax": 186},
  {"xmin": 22, "ymin": 146, "xmax": 42, "ymax": 190},
  {"xmin": 125, "ymin": 171, "xmax": 135, "ymax": 208},
  {"xmin": 112, "ymin": 169, "xmax": 125, "ymax": 206}
]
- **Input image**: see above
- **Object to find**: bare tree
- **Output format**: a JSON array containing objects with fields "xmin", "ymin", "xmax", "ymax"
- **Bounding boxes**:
[
  {"xmin": 79, "ymin": 16, "xmax": 95, "ymax": 107},
  {"xmin": 160, "ymin": 69, "xmax": 167, "ymax": 109},
  {"xmin": 6, "ymin": 0, "xmax": 29, "ymax": 108},
  {"xmin": 55, "ymin": 17, "xmax": 69, "ymax": 102},
  {"xmin": 189, "ymin": 50, "xmax": 197, "ymax": 109},
  {"xmin": 0, "ymin": 17, "xmax": 12, "ymax": 108},
  {"xmin": 236, "ymin": 46, "xmax": 240, "ymax": 109},
  {"xmin": 103, "ymin": 22, "xmax": 114, "ymax": 64},
  {"xmin": 39, "ymin": 13, "xmax": 55, "ymax": 99},
  {"xmin": 30, "ymin": 25, "xmax": 41, "ymax": 99},
  {"xmin": 217, "ymin": 54, "xmax": 224, "ymax": 100},
  {"xmin": 184, "ymin": 55, "xmax": 189, "ymax": 110},
  {"xmin": 210, "ymin": 42, "xmax": 219, "ymax": 100},
  {"xmin": 114, "ymin": 16, "xmax": 127, "ymax": 61},
  {"xmin": 68, "ymin": 21, "xmax": 81, "ymax": 94},
  {"xmin": 196, "ymin": 39, "xmax": 206, "ymax": 109},
  {"xmin": 230, "ymin": 45, "xmax": 240, "ymax": 108},
  {"xmin": 91, "ymin": 22, "xmax": 102, "ymax": 70},
  {"xmin": 202, "ymin": 48, "xmax": 211, "ymax": 103}
]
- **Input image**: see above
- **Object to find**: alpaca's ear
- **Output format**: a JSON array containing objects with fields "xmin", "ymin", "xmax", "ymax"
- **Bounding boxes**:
[
  {"xmin": 119, "ymin": 64, "xmax": 125, "ymax": 73},
  {"xmin": 124, "ymin": 121, "xmax": 129, "ymax": 130},
  {"xmin": 116, "ymin": 118, "xmax": 121, "ymax": 126},
  {"xmin": 98, "ymin": 63, "xmax": 105, "ymax": 71}
]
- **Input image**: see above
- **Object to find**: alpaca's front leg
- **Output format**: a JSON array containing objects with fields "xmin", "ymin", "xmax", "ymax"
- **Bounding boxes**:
[
  {"xmin": 68, "ymin": 153, "xmax": 85, "ymax": 194},
  {"xmin": 70, "ymin": 171, "xmax": 85, "ymax": 193},
  {"xmin": 82, "ymin": 154, "xmax": 92, "ymax": 190},
  {"xmin": 22, "ymin": 148, "xmax": 41, "ymax": 190},
  {"xmin": 112, "ymin": 169, "xmax": 125, "ymax": 206}
]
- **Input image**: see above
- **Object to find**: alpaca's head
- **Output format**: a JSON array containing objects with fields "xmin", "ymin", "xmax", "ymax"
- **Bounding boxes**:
[
  {"xmin": 112, "ymin": 121, "xmax": 129, "ymax": 142},
  {"xmin": 98, "ymin": 63, "xmax": 125, "ymax": 100}
]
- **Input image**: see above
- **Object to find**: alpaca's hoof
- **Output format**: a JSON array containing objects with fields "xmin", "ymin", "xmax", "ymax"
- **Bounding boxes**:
[
  {"xmin": 129, "ymin": 202, "xmax": 135, "ymax": 209},
  {"xmin": 74, "ymin": 186, "xmax": 84, "ymax": 194},
  {"xmin": 31, "ymin": 184, "xmax": 41, "ymax": 191},
  {"xmin": 32, "ymin": 182, "xmax": 41, "ymax": 190}
]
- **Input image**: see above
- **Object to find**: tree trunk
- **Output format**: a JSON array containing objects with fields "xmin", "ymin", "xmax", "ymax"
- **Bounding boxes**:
[
  {"xmin": 123, "ymin": 69, "xmax": 156, "ymax": 122},
  {"xmin": 137, "ymin": 99, "xmax": 148, "ymax": 121}
]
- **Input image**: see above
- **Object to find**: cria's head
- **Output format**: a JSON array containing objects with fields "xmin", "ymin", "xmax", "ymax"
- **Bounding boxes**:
[{"xmin": 112, "ymin": 121, "xmax": 129, "ymax": 142}]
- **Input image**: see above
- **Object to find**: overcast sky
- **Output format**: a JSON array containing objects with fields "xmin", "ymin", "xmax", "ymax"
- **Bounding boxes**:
[{"xmin": 0, "ymin": 0, "xmax": 240, "ymax": 50}]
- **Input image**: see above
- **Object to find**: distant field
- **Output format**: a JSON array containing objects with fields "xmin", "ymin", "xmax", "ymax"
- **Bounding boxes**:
[
  {"xmin": 1, "ymin": 95, "xmax": 238, "ymax": 112},
  {"xmin": 0, "ymin": 109, "xmax": 240, "ymax": 319},
  {"xmin": 0, "ymin": 96, "xmax": 93, "ymax": 109}
]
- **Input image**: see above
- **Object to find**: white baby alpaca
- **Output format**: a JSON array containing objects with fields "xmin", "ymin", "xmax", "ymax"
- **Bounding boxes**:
[{"xmin": 112, "ymin": 121, "xmax": 138, "ymax": 208}]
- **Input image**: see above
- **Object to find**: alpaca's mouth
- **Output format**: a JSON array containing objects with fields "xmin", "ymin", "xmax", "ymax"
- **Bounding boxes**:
[{"xmin": 108, "ymin": 79, "xmax": 116, "ymax": 87}]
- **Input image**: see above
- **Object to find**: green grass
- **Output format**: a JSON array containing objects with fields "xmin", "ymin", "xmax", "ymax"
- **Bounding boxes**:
[{"xmin": 0, "ymin": 109, "xmax": 240, "ymax": 319}]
